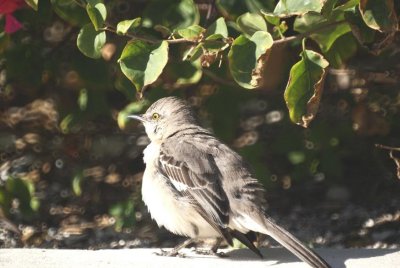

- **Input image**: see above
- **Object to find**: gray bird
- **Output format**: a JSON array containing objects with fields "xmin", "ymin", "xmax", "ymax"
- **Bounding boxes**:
[{"xmin": 128, "ymin": 97, "xmax": 330, "ymax": 268}]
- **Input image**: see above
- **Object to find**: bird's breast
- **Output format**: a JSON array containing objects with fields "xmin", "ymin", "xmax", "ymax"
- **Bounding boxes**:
[
  {"xmin": 141, "ymin": 143, "xmax": 220, "ymax": 239},
  {"xmin": 142, "ymin": 142, "xmax": 160, "ymax": 164}
]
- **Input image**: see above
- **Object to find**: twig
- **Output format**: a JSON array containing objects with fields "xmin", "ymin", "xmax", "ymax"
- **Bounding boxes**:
[
  {"xmin": 103, "ymin": 25, "xmax": 160, "ymax": 44},
  {"xmin": 272, "ymin": 20, "xmax": 347, "ymax": 46},
  {"xmin": 103, "ymin": 24, "xmax": 197, "ymax": 44},
  {"xmin": 105, "ymin": 19, "xmax": 347, "ymax": 47},
  {"xmin": 375, "ymin": 144, "xmax": 400, "ymax": 152},
  {"xmin": 75, "ymin": 0, "xmax": 347, "ymax": 47}
]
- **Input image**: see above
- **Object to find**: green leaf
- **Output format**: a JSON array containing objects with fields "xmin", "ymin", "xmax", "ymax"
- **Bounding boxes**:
[
  {"xmin": 263, "ymin": 13, "xmax": 280, "ymax": 26},
  {"xmin": 109, "ymin": 200, "xmax": 136, "ymax": 230},
  {"xmin": 284, "ymin": 47, "xmax": 329, "ymax": 127},
  {"xmin": 119, "ymin": 41, "xmax": 169, "ymax": 91},
  {"xmin": 321, "ymin": 0, "xmax": 339, "ymax": 16},
  {"xmin": 86, "ymin": 1, "xmax": 107, "ymax": 31},
  {"xmin": 60, "ymin": 113, "xmax": 82, "ymax": 134},
  {"xmin": 334, "ymin": 0, "xmax": 360, "ymax": 11},
  {"xmin": 228, "ymin": 31, "xmax": 273, "ymax": 89},
  {"xmin": 345, "ymin": 8, "xmax": 376, "ymax": 44},
  {"xmin": 116, "ymin": 18, "xmax": 142, "ymax": 35},
  {"xmin": 177, "ymin": 25, "xmax": 205, "ymax": 41},
  {"xmin": 154, "ymin": 24, "xmax": 172, "ymax": 37},
  {"xmin": 324, "ymin": 33, "xmax": 358, "ymax": 68},
  {"xmin": 359, "ymin": 0, "xmax": 398, "ymax": 32},
  {"xmin": 142, "ymin": 0, "xmax": 199, "ymax": 30},
  {"xmin": 237, "ymin": 12, "xmax": 268, "ymax": 37},
  {"xmin": 268, "ymin": 0, "xmax": 326, "ymax": 17},
  {"xmin": 78, "ymin": 88, "xmax": 88, "ymax": 111},
  {"xmin": 294, "ymin": 12, "xmax": 351, "ymax": 52},
  {"xmin": 72, "ymin": 171, "xmax": 84, "ymax": 196},
  {"xmin": 77, "ymin": 23, "xmax": 106, "ymax": 59},
  {"xmin": 0, "ymin": 32, "xmax": 10, "ymax": 53},
  {"xmin": 6, "ymin": 178, "xmax": 37, "ymax": 217},
  {"xmin": 205, "ymin": 17, "xmax": 228, "ymax": 39},
  {"xmin": 118, "ymin": 100, "xmax": 150, "ymax": 129},
  {"xmin": 165, "ymin": 59, "xmax": 202, "ymax": 86},
  {"xmin": 183, "ymin": 43, "xmax": 203, "ymax": 61},
  {"xmin": 51, "ymin": 0, "xmax": 90, "ymax": 26},
  {"xmin": 25, "ymin": 0, "xmax": 39, "ymax": 11}
]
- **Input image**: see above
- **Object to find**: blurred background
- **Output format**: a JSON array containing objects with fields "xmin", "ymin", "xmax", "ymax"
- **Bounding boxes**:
[{"xmin": 0, "ymin": 0, "xmax": 400, "ymax": 251}]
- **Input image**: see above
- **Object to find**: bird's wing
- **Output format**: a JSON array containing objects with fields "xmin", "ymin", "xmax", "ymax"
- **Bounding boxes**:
[{"xmin": 159, "ymin": 137, "xmax": 229, "ymax": 233}]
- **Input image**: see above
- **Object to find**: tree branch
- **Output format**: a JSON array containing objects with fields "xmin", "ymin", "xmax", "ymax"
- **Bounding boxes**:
[
  {"xmin": 103, "ymin": 25, "xmax": 160, "ymax": 44},
  {"xmin": 272, "ymin": 20, "xmax": 347, "ymax": 46},
  {"xmin": 376, "ymin": 144, "xmax": 400, "ymax": 152},
  {"xmin": 103, "ymin": 19, "xmax": 347, "ymax": 47}
]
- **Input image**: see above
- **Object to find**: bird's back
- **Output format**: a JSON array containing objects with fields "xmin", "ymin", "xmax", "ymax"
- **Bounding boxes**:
[{"xmin": 163, "ymin": 127, "xmax": 268, "ymax": 218}]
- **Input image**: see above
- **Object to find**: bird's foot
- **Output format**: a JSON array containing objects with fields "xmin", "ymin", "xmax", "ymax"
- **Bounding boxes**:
[
  {"xmin": 193, "ymin": 249, "xmax": 228, "ymax": 258},
  {"xmin": 155, "ymin": 249, "xmax": 186, "ymax": 258}
]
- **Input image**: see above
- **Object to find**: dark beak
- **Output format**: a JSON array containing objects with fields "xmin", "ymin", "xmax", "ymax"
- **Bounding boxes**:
[{"xmin": 127, "ymin": 114, "xmax": 148, "ymax": 123}]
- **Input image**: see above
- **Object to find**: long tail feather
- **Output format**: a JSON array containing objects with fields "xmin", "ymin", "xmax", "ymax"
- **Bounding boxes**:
[
  {"xmin": 259, "ymin": 216, "xmax": 331, "ymax": 268},
  {"xmin": 229, "ymin": 229, "xmax": 263, "ymax": 258}
]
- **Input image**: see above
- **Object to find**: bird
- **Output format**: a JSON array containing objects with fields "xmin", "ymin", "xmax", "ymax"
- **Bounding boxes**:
[{"xmin": 127, "ymin": 96, "xmax": 331, "ymax": 268}]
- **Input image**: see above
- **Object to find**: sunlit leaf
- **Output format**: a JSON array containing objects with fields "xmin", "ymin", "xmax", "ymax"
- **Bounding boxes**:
[
  {"xmin": 118, "ymin": 40, "xmax": 169, "ymax": 91},
  {"xmin": 77, "ymin": 23, "xmax": 106, "ymax": 59},
  {"xmin": 182, "ymin": 43, "xmax": 203, "ymax": 61},
  {"xmin": 116, "ymin": 18, "xmax": 142, "ymax": 35},
  {"xmin": 228, "ymin": 31, "xmax": 273, "ymax": 89},
  {"xmin": 72, "ymin": 171, "xmax": 84, "ymax": 196},
  {"xmin": 359, "ymin": 0, "xmax": 398, "ymax": 32},
  {"xmin": 24, "ymin": 0, "xmax": 38, "ymax": 11},
  {"xmin": 78, "ymin": 88, "xmax": 88, "ymax": 111},
  {"xmin": 60, "ymin": 112, "xmax": 82, "ymax": 134},
  {"xmin": 264, "ymin": 13, "xmax": 280, "ymax": 26},
  {"xmin": 284, "ymin": 46, "xmax": 329, "ymax": 127},
  {"xmin": 86, "ymin": 0, "xmax": 107, "ymax": 31},
  {"xmin": 237, "ymin": 12, "xmax": 267, "ymax": 37},
  {"xmin": 266, "ymin": 0, "xmax": 327, "ymax": 18},
  {"xmin": 294, "ymin": 12, "xmax": 351, "ymax": 52},
  {"xmin": 334, "ymin": 0, "xmax": 360, "ymax": 11},
  {"xmin": 324, "ymin": 33, "xmax": 358, "ymax": 68},
  {"xmin": 177, "ymin": 25, "xmax": 205, "ymax": 41},
  {"xmin": 205, "ymin": 17, "xmax": 228, "ymax": 39},
  {"xmin": 118, "ymin": 100, "xmax": 150, "ymax": 130}
]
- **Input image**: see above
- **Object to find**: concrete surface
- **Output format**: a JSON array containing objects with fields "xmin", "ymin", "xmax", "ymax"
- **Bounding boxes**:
[{"xmin": 0, "ymin": 247, "xmax": 399, "ymax": 268}]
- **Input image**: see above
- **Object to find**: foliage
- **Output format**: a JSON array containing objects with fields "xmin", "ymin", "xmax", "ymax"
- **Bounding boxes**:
[
  {"xmin": 61, "ymin": 0, "xmax": 398, "ymax": 127},
  {"xmin": 0, "ymin": 0, "xmax": 399, "ymax": 243}
]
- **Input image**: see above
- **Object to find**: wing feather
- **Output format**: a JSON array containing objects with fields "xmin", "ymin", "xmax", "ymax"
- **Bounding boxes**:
[{"xmin": 158, "ymin": 141, "xmax": 229, "ymax": 230}]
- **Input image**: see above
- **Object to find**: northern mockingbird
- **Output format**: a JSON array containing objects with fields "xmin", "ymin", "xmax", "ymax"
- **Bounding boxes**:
[{"xmin": 128, "ymin": 97, "xmax": 331, "ymax": 268}]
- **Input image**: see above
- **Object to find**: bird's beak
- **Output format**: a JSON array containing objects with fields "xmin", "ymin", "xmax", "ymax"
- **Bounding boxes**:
[{"xmin": 127, "ymin": 114, "xmax": 148, "ymax": 123}]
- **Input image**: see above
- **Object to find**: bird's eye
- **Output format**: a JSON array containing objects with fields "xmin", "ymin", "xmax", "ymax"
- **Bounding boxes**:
[{"xmin": 151, "ymin": 113, "xmax": 160, "ymax": 120}]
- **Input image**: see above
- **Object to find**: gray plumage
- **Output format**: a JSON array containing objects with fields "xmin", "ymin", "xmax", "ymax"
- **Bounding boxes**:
[{"xmin": 128, "ymin": 97, "xmax": 331, "ymax": 268}]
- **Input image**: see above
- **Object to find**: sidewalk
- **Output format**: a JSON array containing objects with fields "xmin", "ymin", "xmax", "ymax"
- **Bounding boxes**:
[{"xmin": 0, "ymin": 248, "xmax": 399, "ymax": 268}]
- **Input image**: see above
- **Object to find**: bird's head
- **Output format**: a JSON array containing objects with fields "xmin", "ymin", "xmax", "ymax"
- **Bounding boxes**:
[{"xmin": 127, "ymin": 97, "xmax": 199, "ymax": 143}]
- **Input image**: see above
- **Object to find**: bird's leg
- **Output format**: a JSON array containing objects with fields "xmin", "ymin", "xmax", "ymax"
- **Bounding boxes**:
[
  {"xmin": 156, "ymin": 238, "xmax": 196, "ymax": 257},
  {"xmin": 193, "ymin": 237, "xmax": 228, "ymax": 258}
]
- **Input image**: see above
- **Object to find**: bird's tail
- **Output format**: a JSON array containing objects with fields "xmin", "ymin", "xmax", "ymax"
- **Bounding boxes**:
[{"xmin": 254, "ymin": 214, "xmax": 331, "ymax": 268}]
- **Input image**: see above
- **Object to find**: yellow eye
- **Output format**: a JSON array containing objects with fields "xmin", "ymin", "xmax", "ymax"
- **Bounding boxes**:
[{"xmin": 151, "ymin": 113, "xmax": 160, "ymax": 120}]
